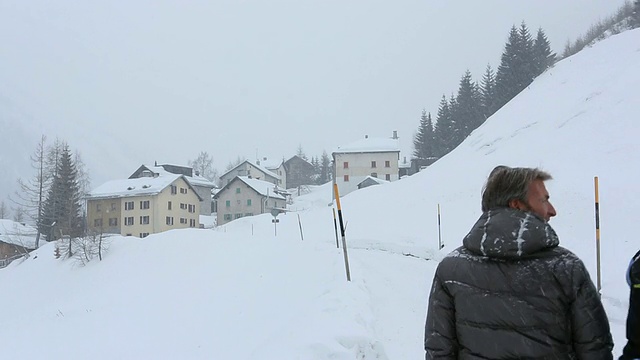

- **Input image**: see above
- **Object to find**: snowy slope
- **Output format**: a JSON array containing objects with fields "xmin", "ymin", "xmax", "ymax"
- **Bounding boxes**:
[{"xmin": 1, "ymin": 29, "xmax": 639, "ymax": 359}]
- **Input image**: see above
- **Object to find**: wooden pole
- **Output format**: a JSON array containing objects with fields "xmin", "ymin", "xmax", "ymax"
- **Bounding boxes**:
[
  {"xmin": 594, "ymin": 176, "xmax": 601, "ymax": 294},
  {"xmin": 333, "ymin": 183, "xmax": 351, "ymax": 281},
  {"xmin": 332, "ymin": 208, "xmax": 339, "ymax": 248},
  {"xmin": 297, "ymin": 214, "xmax": 304, "ymax": 241},
  {"xmin": 437, "ymin": 203, "xmax": 443, "ymax": 249}
]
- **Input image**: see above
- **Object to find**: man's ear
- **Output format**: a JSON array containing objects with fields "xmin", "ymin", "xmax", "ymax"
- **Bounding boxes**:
[{"xmin": 508, "ymin": 199, "xmax": 522, "ymax": 210}]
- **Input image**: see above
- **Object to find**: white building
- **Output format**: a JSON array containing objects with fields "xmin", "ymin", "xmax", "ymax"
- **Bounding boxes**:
[
  {"xmin": 332, "ymin": 133, "xmax": 400, "ymax": 196},
  {"xmin": 214, "ymin": 176, "xmax": 287, "ymax": 226}
]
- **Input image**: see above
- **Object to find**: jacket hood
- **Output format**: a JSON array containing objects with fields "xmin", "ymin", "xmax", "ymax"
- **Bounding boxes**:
[{"xmin": 462, "ymin": 207, "xmax": 559, "ymax": 259}]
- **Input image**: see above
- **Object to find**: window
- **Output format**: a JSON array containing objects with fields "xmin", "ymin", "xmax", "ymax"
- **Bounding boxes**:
[
  {"xmin": 225, "ymin": 200, "xmax": 230, "ymax": 207},
  {"xmin": 166, "ymin": 216, "xmax": 174, "ymax": 225},
  {"xmin": 371, "ymin": 172, "xmax": 377, "ymax": 178},
  {"xmin": 180, "ymin": 218, "xmax": 187, "ymax": 224},
  {"xmin": 110, "ymin": 203, "xmax": 117, "ymax": 211},
  {"xmin": 168, "ymin": 201, "xmax": 172, "ymax": 210},
  {"xmin": 385, "ymin": 174, "xmax": 391, "ymax": 181},
  {"xmin": 371, "ymin": 161, "xmax": 377, "ymax": 168},
  {"xmin": 343, "ymin": 162, "xmax": 349, "ymax": 169},
  {"xmin": 125, "ymin": 217, "xmax": 134, "ymax": 226},
  {"xmin": 140, "ymin": 216, "xmax": 150, "ymax": 225},
  {"xmin": 385, "ymin": 160, "xmax": 390, "ymax": 168},
  {"xmin": 344, "ymin": 175, "xmax": 349, "ymax": 182},
  {"xmin": 188, "ymin": 204, "xmax": 195, "ymax": 213},
  {"xmin": 180, "ymin": 203, "xmax": 187, "ymax": 210},
  {"xmin": 180, "ymin": 187, "xmax": 187, "ymax": 194},
  {"xmin": 236, "ymin": 187, "xmax": 241, "ymax": 194},
  {"xmin": 125, "ymin": 201, "xmax": 134, "ymax": 210},
  {"xmin": 190, "ymin": 219, "xmax": 196, "ymax": 227},
  {"xmin": 237, "ymin": 200, "xmax": 241, "ymax": 205},
  {"xmin": 235, "ymin": 213, "xmax": 243, "ymax": 219},
  {"xmin": 224, "ymin": 214, "xmax": 232, "ymax": 221},
  {"xmin": 94, "ymin": 219, "xmax": 103, "ymax": 227},
  {"xmin": 140, "ymin": 233, "xmax": 149, "ymax": 238},
  {"xmin": 96, "ymin": 204, "xmax": 102, "ymax": 212},
  {"xmin": 247, "ymin": 199, "xmax": 252, "ymax": 206},
  {"xmin": 171, "ymin": 185, "xmax": 177, "ymax": 194},
  {"xmin": 140, "ymin": 200, "xmax": 150, "ymax": 209},
  {"xmin": 109, "ymin": 218, "xmax": 118, "ymax": 226},
  {"xmin": 244, "ymin": 213, "xmax": 253, "ymax": 217}
]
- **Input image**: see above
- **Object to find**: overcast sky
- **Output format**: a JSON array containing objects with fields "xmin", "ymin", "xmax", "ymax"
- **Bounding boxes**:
[{"xmin": 0, "ymin": 0, "xmax": 628, "ymax": 185}]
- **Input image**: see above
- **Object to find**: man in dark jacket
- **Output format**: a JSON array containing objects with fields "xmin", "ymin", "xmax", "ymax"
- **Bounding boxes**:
[
  {"xmin": 620, "ymin": 250, "xmax": 640, "ymax": 360},
  {"xmin": 424, "ymin": 166, "xmax": 613, "ymax": 359}
]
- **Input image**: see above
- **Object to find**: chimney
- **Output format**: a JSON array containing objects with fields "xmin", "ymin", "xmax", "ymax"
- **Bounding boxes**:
[{"xmin": 392, "ymin": 130, "xmax": 398, "ymax": 139}]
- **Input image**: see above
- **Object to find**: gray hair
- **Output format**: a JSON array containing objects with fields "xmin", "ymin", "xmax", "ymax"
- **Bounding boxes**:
[{"xmin": 481, "ymin": 166, "xmax": 552, "ymax": 212}]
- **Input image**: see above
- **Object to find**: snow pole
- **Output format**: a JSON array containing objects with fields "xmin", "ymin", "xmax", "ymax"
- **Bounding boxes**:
[
  {"xmin": 594, "ymin": 176, "xmax": 601, "ymax": 294},
  {"xmin": 297, "ymin": 214, "xmax": 304, "ymax": 241},
  {"xmin": 333, "ymin": 183, "xmax": 351, "ymax": 281},
  {"xmin": 437, "ymin": 204, "xmax": 443, "ymax": 249},
  {"xmin": 332, "ymin": 208, "xmax": 339, "ymax": 248}
]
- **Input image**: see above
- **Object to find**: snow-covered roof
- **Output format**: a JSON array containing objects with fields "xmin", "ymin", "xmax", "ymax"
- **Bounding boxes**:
[
  {"xmin": 0, "ymin": 220, "xmax": 38, "ymax": 249},
  {"xmin": 357, "ymin": 176, "xmax": 389, "ymax": 186},
  {"xmin": 87, "ymin": 174, "xmax": 185, "ymax": 199},
  {"xmin": 221, "ymin": 160, "xmax": 281, "ymax": 180},
  {"xmin": 333, "ymin": 137, "xmax": 400, "ymax": 154},
  {"xmin": 256, "ymin": 157, "xmax": 283, "ymax": 170},
  {"xmin": 233, "ymin": 176, "xmax": 286, "ymax": 200},
  {"xmin": 136, "ymin": 165, "xmax": 216, "ymax": 188}
]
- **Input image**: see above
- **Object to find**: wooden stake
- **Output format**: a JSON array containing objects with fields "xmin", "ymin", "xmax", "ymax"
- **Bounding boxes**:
[{"xmin": 333, "ymin": 183, "xmax": 351, "ymax": 281}]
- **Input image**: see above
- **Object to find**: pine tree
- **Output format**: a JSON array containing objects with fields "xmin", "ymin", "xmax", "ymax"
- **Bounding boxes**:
[
  {"xmin": 480, "ymin": 64, "xmax": 497, "ymax": 118},
  {"xmin": 433, "ymin": 95, "xmax": 455, "ymax": 157},
  {"xmin": 517, "ymin": 22, "xmax": 536, "ymax": 89},
  {"xmin": 41, "ymin": 143, "xmax": 84, "ymax": 242},
  {"xmin": 452, "ymin": 70, "xmax": 483, "ymax": 143},
  {"xmin": 633, "ymin": 0, "xmax": 640, "ymax": 28},
  {"xmin": 311, "ymin": 156, "xmax": 321, "ymax": 184},
  {"xmin": 495, "ymin": 22, "xmax": 538, "ymax": 112},
  {"xmin": 413, "ymin": 110, "xmax": 435, "ymax": 161},
  {"xmin": 319, "ymin": 151, "xmax": 331, "ymax": 184},
  {"xmin": 495, "ymin": 25, "xmax": 520, "ymax": 111},
  {"xmin": 532, "ymin": 28, "xmax": 556, "ymax": 77},
  {"xmin": 296, "ymin": 144, "xmax": 308, "ymax": 161}
]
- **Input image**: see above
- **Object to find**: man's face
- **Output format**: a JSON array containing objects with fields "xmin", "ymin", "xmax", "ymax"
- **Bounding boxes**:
[
  {"xmin": 524, "ymin": 179, "xmax": 557, "ymax": 222},
  {"xmin": 510, "ymin": 179, "xmax": 557, "ymax": 222}
]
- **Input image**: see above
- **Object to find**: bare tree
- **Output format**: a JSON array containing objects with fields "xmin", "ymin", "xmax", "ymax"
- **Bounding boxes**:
[
  {"xmin": 225, "ymin": 156, "xmax": 246, "ymax": 171},
  {"xmin": 71, "ymin": 231, "xmax": 111, "ymax": 266},
  {"xmin": 0, "ymin": 200, "xmax": 8, "ymax": 219},
  {"xmin": 189, "ymin": 151, "xmax": 219, "ymax": 182},
  {"xmin": 12, "ymin": 206, "xmax": 24, "ymax": 223},
  {"xmin": 10, "ymin": 135, "xmax": 50, "ymax": 247}
]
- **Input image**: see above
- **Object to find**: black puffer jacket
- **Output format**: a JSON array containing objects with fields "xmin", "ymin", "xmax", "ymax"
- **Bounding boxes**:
[{"xmin": 424, "ymin": 208, "xmax": 613, "ymax": 359}]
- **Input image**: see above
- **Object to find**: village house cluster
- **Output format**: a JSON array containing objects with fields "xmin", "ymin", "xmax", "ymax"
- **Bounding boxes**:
[
  {"xmin": 1, "ymin": 132, "xmax": 409, "ymax": 265},
  {"xmin": 81, "ymin": 132, "xmax": 406, "ymax": 239}
]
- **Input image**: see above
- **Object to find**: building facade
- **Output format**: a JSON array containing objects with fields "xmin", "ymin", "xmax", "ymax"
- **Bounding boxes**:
[
  {"xmin": 86, "ymin": 175, "xmax": 202, "ymax": 238},
  {"xmin": 129, "ymin": 163, "xmax": 216, "ymax": 215},
  {"xmin": 214, "ymin": 176, "xmax": 287, "ymax": 226},
  {"xmin": 332, "ymin": 134, "xmax": 400, "ymax": 196},
  {"xmin": 283, "ymin": 155, "xmax": 315, "ymax": 190},
  {"xmin": 219, "ymin": 160, "xmax": 281, "ymax": 187}
]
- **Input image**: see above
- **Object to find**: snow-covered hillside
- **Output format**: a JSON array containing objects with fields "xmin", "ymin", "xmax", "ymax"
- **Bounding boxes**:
[{"xmin": 1, "ymin": 29, "xmax": 639, "ymax": 359}]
